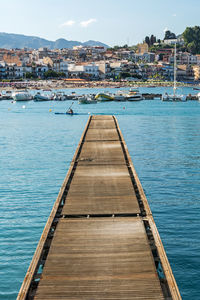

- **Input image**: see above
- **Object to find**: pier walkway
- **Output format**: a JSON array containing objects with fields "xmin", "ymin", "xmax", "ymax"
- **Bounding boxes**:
[{"xmin": 18, "ymin": 115, "xmax": 181, "ymax": 300}]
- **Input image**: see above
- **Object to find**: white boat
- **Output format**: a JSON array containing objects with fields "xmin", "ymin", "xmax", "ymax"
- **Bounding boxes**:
[
  {"xmin": 12, "ymin": 90, "xmax": 32, "ymax": 101},
  {"xmin": 113, "ymin": 91, "xmax": 126, "ymax": 101},
  {"xmin": 0, "ymin": 90, "xmax": 13, "ymax": 100},
  {"xmin": 125, "ymin": 88, "xmax": 143, "ymax": 101},
  {"xmin": 34, "ymin": 92, "xmax": 51, "ymax": 102},
  {"xmin": 53, "ymin": 92, "xmax": 66, "ymax": 101},
  {"xmin": 197, "ymin": 92, "xmax": 200, "ymax": 101},
  {"xmin": 78, "ymin": 95, "xmax": 97, "ymax": 104},
  {"xmin": 162, "ymin": 44, "xmax": 186, "ymax": 102}
]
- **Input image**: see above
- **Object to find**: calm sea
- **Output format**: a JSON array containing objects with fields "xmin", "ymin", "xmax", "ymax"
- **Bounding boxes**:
[{"xmin": 0, "ymin": 87, "xmax": 200, "ymax": 299}]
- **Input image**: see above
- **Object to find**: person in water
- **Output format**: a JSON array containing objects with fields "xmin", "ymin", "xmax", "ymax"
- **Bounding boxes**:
[{"xmin": 67, "ymin": 108, "xmax": 73, "ymax": 114}]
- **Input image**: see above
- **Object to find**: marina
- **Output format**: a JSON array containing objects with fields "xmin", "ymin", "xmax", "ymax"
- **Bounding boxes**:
[
  {"xmin": 18, "ymin": 115, "xmax": 180, "ymax": 300},
  {"xmin": 0, "ymin": 87, "xmax": 199, "ymax": 102}
]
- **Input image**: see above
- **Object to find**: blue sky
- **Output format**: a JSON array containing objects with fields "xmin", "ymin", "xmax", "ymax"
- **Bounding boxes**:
[{"xmin": 0, "ymin": 0, "xmax": 199, "ymax": 46}]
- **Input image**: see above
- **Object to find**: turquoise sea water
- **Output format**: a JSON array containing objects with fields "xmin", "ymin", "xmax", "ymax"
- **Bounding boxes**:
[{"xmin": 0, "ymin": 87, "xmax": 200, "ymax": 299}]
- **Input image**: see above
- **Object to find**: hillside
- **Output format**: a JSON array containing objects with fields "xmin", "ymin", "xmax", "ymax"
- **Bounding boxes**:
[{"xmin": 0, "ymin": 32, "xmax": 109, "ymax": 49}]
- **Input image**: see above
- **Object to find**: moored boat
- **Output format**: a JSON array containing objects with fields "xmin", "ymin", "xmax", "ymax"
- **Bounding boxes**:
[
  {"xmin": 95, "ymin": 92, "xmax": 114, "ymax": 101},
  {"xmin": 0, "ymin": 90, "xmax": 13, "ymax": 100},
  {"xmin": 125, "ymin": 88, "xmax": 143, "ymax": 101},
  {"xmin": 162, "ymin": 44, "xmax": 186, "ymax": 102},
  {"xmin": 34, "ymin": 92, "xmax": 51, "ymax": 102},
  {"xmin": 53, "ymin": 92, "xmax": 66, "ymax": 101},
  {"xmin": 78, "ymin": 95, "xmax": 97, "ymax": 104},
  {"xmin": 12, "ymin": 90, "xmax": 32, "ymax": 101}
]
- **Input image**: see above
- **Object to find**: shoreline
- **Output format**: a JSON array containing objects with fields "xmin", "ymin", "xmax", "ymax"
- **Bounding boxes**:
[{"xmin": 0, "ymin": 80, "xmax": 199, "ymax": 91}]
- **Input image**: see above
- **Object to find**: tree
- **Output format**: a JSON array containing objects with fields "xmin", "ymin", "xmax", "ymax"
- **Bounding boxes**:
[
  {"xmin": 183, "ymin": 26, "xmax": 200, "ymax": 54},
  {"xmin": 150, "ymin": 35, "xmax": 156, "ymax": 45},
  {"xmin": 145, "ymin": 36, "xmax": 150, "ymax": 46},
  {"xmin": 44, "ymin": 70, "xmax": 59, "ymax": 78},
  {"xmin": 25, "ymin": 72, "xmax": 37, "ymax": 79},
  {"xmin": 58, "ymin": 72, "xmax": 66, "ymax": 78},
  {"xmin": 120, "ymin": 72, "xmax": 131, "ymax": 79},
  {"xmin": 164, "ymin": 30, "xmax": 176, "ymax": 40}
]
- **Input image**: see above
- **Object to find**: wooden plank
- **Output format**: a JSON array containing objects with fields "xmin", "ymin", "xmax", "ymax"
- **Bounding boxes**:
[
  {"xmin": 89, "ymin": 119, "xmax": 116, "ymax": 129},
  {"xmin": 77, "ymin": 141, "xmax": 126, "ymax": 165},
  {"xmin": 62, "ymin": 165, "xmax": 140, "ymax": 215},
  {"xmin": 34, "ymin": 218, "xmax": 164, "ymax": 300},
  {"xmin": 92, "ymin": 115, "xmax": 113, "ymax": 120},
  {"xmin": 85, "ymin": 128, "xmax": 119, "ymax": 141}
]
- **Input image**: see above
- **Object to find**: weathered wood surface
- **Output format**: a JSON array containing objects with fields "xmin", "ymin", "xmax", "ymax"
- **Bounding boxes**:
[
  {"xmin": 77, "ymin": 141, "xmax": 126, "ymax": 165},
  {"xmin": 18, "ymin": 115, "xmax": 181, "ymax": 300},
  {"xmin": 34, "ymin": 218, "xmax": 164, "ymax": 300},
  {"xmin": 62, "ymin": 165, "xmax": 140, "ymax": 215}
]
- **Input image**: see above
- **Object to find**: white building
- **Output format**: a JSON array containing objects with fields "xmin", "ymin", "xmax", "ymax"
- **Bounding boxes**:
[
  {"xmin": 83, "ymin": 63, "xmax": 99, "ymax": 78},
  {"xmin": 35, "ymin": 65, "xmax": 49, "ymax": 77},
  {"xmin": 163, "ymin": 37, "xmax": 184, "ymax": 46},
  {"xmin": 68, "ymin": 63, "xmax": 99, "ymax": 78}
]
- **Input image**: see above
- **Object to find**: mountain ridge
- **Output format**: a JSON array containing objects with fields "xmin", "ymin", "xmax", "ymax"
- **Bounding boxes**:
[{"xmin": 0, "ymin": 32, "xmax": 109, "ymax": 49}]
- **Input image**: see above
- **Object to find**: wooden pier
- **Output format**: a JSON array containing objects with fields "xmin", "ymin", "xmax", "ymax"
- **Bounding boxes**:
[{"xmin": 17, "ymin": 115, "xmax": 181, "ymax": 300}]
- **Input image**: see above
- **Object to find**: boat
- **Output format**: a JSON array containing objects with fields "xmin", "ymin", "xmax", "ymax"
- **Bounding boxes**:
[
  {"xmin": 34, "ymin": 92, "xmax": 51, "ymax": 102},
  {"xmin": 95, "ymin": 93, "xmax": 114, "ymax": 102},
  {"xmin": 12, "ymin": 90, "xmax": 32, "ymax": 101},
  {"xmin": 53, "ymin": 92, "xmax": 66, "ymax": 101},
  {"xmin": 78, "ymin": 95, "xmax": 97, "ymax": 104},
  {"xmin": 0, "ymin": 90, "xmax": 13, "ymax": 100},
  {"xmin": 113, "ymin": 91, "xmax": 126, "ymax": 102},
  {"xmin": 162, "ymin": 44, "xmax": 186, "ymax": 102},
  {"xmin": 197, "ymin": 92, "xmax": 200, "ymax": 101},
  {"xmin": 125, "ymin": 88, "xmax": 143, "ymax": 101}
]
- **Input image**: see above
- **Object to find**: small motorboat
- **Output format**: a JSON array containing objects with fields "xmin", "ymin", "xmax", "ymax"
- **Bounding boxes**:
[
  {"xmin": 78, "ymin": 95, "xmax": 97, "ymax": 104},
  {"xmin": 34, "ymin": 92, "xmax": 51, "ymax": 102},
  {"xmin": 95, "ymin": 92, "xmax": 114, "ymax": 101},
  {"xmin": 12, "ymin": 90, "xmax": 32, "ymax": 101}
]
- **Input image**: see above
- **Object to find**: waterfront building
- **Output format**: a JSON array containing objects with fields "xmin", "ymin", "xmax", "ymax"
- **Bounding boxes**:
[
  {"xmin": 0, "ymin": 61, "xmax": 7, "ymax": 78},
  {"xmin": 96, "ymin": 61, "xmax": 112, "ymax": 79},
  {"xmin": 68, "ymin": 62, "xmax": 99, "ymax": 79}
]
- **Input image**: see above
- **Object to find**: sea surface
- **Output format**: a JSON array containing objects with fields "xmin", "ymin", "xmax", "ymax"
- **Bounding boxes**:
[{"xmin": 0, "ymin": 86, "xmax": 200, "ymax": 300}]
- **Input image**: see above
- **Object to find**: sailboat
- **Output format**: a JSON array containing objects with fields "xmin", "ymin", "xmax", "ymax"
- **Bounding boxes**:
[{"xmin": 162, "ymin": 43, "xmax": 186, "ymax": 102}]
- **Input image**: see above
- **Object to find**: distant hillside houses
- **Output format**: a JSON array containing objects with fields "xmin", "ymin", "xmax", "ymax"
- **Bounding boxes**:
[
  {"xmin": 1, "ymin": 43, "xmax": 200, "ymax": 81},
  {"xmin": 163, "ymin": 37, "xmax": 185, "ymax": 45}
]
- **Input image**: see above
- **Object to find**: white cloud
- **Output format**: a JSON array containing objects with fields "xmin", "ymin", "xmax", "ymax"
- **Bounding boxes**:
[
  {"xmin": 80, "ymin": 18, "xmax": 97, "ymax": 27},
  {"xmin": 163, "ymin": 27, "xmax": 168, "ymax": 33},
  {"xmin": 60, "ymin": 20, "xmax": 75, "ymax": 27}
]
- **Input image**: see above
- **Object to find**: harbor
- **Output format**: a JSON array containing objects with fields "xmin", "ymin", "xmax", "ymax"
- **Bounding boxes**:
[
  {"xmin": 0, "ymin": 86, "xmax": 200, "ymax": 102},
  {"xmin": 17, "ymin": 115, "xmax": 180, "ymax": 300}
]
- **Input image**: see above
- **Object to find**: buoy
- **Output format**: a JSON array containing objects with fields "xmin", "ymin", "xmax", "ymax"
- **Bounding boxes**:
[
  {"xmin": 49, "ymin": 109, "xmax": 52, "ymax": 112},
  {"xmin": 123, "ymin": 107, "xmax": 125, "ymax": 110},
  {"xmin": 22, "ymin": 105, "xmax": 26, "ymax": 109}
]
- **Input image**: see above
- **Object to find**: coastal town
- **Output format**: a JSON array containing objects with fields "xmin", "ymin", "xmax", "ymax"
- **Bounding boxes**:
[
  {"xmin": 1, "ymin": 28, "xmax": 200, "ymax": 89},
  {"xmin": 1, "ymin": 0, "xmax": 200, "ymax": 299}
]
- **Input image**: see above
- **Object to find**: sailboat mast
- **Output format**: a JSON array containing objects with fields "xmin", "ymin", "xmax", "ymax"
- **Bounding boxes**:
[{"xmin": 173, "ymin": 43, "xmax": 177, "ymax": 96}]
